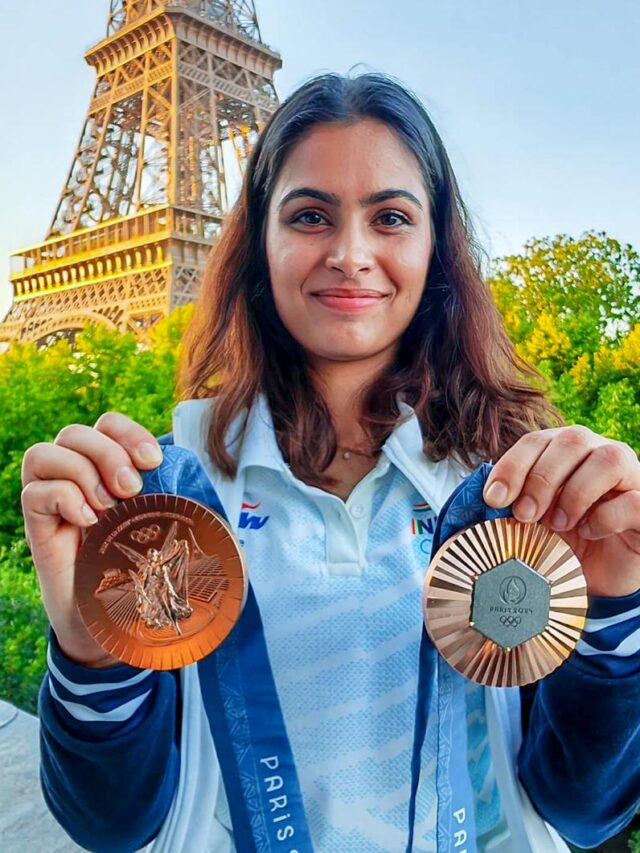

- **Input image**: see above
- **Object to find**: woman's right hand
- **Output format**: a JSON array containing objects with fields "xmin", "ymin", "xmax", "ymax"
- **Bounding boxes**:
[{"xmin": 21, "ymin": 412, "xmax": 165, "ymax": 668}]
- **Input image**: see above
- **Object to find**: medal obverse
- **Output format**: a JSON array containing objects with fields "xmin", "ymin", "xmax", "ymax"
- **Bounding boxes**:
[
  {"xmin": 423, "ymin": 517, "xmax": 588, "ymax": 687},
  {"xmin": 75, "ymin": 493, "xmax": 247, "ymax": 670}
]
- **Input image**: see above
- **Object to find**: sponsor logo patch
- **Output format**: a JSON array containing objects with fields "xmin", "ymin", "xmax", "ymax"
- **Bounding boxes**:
[{"xmin": 239, "ymin": 501, "xmax": 270, "ymax": 531}]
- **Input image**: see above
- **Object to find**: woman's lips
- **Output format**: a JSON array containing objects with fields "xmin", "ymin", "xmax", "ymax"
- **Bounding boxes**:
[{"xmin": 311, "ymin": 290, "xmax": 388, "ymax": 313}]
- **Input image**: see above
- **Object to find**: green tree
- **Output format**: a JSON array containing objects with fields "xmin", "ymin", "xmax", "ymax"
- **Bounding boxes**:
[
  {"xmin": 0, "ymin": 305, "xmax": 193, "ymax": 547},
  {"xmin": 489, "ymin": 231, "xmax": 640, "ymax": 378},
  {"xmin": 489, "ymin": 232, "xmax": 640, "ymax": 454},
  {"xmin": 0, "ymin": 539, "xmax": 48, "ymax": 713},
  {"xmin": 0, "ymin": 307, "xmax": 193, "ymax": 709}
]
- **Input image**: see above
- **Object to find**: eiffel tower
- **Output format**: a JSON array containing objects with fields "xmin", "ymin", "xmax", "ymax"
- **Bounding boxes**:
[{"xmin": 0, "ymin": 1, "xmax": 281, "ymax": 348}]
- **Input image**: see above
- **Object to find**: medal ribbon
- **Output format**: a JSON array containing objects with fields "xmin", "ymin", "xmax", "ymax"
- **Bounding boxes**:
[
  {"xmin": 406, "ymin": 463, "xmax": 512, "ymax": 853},
  {"xmin": 198, "ymin": 584, "xmax": 314, "ymax": 853}
]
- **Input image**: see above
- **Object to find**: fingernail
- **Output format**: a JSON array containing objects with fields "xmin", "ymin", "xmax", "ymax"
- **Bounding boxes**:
[
  {"xmin": 82, "ymin": 503, "xmax": 98, "ymax": 524},
  {"xmin": 116, "ymin": 466, "xmax": 143, "ymax": 494},
  {"xmin": 579, "ymin": 522, "xmax": 594, "ymax": 539},
  {"xmin": 550, "ymin": 508, "xmax": 568, "ymax": 531},
  {"xmin": 96, "ymin": 483, "xmax": 117, "ymax": 507},
  {"xmin": 516, "ymin": 496, "xmax": 537, "ymax": 522},
  {"xmin": 484, "ymin": 481, "xmax": 508, "ymax": 506},
  {"xmin": 137, "ymin": 442, "xmax": 163, "ymax": 465}
]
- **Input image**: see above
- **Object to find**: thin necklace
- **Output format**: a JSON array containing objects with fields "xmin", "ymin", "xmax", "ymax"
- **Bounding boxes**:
[{"xmin": 337, "ymin": 445, "xmax": 380, "ymax": 461}]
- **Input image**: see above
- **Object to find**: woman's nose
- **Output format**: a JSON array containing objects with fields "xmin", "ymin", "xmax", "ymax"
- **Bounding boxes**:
[{"xmin": 324, "ymin": 221, "xmax": 375, "ymax": 279}]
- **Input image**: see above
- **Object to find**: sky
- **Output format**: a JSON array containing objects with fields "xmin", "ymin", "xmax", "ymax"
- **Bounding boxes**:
[{"xmin": 1, "ymin": 0, "xmax": 639, "ymax": 322}]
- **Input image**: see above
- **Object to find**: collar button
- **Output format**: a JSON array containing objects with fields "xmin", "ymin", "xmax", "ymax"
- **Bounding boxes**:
[{"xmin": 350, "ymin": 503, "xmax": 365, "ymax": 519}]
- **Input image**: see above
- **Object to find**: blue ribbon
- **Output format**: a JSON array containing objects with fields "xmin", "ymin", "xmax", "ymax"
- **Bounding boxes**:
[
  {"xmin": 406, "ymin": 462, "xmax": 511, "ymax": 853},
  {"xmin": 198, "ymin": 585, "xmax": 313, "ymax": 853}
]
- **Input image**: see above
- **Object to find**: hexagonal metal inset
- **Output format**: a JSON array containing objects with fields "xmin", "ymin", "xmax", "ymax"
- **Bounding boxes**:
[{"xmin": 470, "ymin": 558, "xmax": 550, "ymax": 649}]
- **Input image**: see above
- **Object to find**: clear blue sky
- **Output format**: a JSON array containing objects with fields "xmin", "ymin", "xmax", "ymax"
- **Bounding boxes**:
[{"xmin": 1, "ymin": 0, "xmax": 639, "ymax": 321}]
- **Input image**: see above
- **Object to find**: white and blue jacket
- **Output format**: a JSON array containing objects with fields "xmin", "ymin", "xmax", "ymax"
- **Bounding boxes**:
[{"xmin": 39, "ymin": 397, "xmax": 640, "ymax": 852}]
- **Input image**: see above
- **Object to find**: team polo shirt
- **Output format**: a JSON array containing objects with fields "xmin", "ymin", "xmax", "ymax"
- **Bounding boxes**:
[{"xmin": 234, "ymin": 397, "xmax": 504, "ymax": 851}]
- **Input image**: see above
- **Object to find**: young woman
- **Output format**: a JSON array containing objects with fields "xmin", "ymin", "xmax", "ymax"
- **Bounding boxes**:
[{"xmin": 22, "ymin": 72, "xmax": 640, "ymax": 853}]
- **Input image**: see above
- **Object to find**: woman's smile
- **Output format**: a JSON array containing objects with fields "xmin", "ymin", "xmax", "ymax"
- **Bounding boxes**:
[{"xmin": 310, "ymin": 287, "xmax": 390, "ymax": 313}]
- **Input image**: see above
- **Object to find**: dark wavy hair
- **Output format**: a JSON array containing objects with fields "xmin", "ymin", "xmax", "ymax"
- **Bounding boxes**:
[{"xmin": 179, "ymin": 71, "xmax": 562, "ymax": 485}]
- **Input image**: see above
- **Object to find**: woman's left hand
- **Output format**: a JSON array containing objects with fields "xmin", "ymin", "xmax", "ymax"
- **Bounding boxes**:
[{"xmin": 482, "ymin": 425, "xmax": 640, "ymax": 598}]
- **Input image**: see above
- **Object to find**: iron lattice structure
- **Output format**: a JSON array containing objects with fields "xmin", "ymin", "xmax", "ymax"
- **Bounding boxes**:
[{"xmin": 1, "ymin": 0, "xmax": 281, "ymax": 348}]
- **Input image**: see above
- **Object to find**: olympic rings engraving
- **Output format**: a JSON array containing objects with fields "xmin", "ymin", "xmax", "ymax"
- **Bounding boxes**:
[
  {"xmin": 130, "ymin": 524, "xmax": 161, "ymax": 544},
  {"xmin": 499, "ymin": 614, "xmax": 522, "ymax": 628}
]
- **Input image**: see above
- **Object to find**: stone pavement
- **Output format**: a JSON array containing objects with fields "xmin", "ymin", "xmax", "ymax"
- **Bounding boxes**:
[{"xmin": 0, "ymin": 699, "xmax": 84, "ymax": 852}]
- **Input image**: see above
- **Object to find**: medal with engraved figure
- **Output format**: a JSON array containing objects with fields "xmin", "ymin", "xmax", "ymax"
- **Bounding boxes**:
[
  {"xmin": 423, "ymin": 517, "xmax": 588, "ymax": 687},
  {"xmin": 75, "ymin": 493, "xmax": 247, "ymax": 670}
]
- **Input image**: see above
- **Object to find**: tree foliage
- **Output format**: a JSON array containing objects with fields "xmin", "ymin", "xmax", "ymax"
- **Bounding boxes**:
[
  {"xmin": 0, "ymin": 306, "xmax": 192, "ymax": 710},
  {"xmin": 489, "ymin": 231, "xmax": 640, "ymax": 454},
  {"xmin": 0, "ymin": 538, "xmax": 47, "ymax": 713},
  {"xmin": 490, "ymin": 231, "xmax": 640, "ymax": 375},
  {"xmin": 0, "ymin": 306, "xmax": 193, "ymax": 547}
]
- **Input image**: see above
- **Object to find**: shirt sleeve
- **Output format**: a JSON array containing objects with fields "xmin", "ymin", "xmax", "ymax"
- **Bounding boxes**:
[
  {"xmin": 39, "ymin": 628, "xmax": 180, "ymax": 853},
  {"xmin": 518, "ymin": 588, "xmax": 640, "ymax": 849},
  {"xmin": 572, "ymin": 588, "xmax": 640, "ymax": 677}
]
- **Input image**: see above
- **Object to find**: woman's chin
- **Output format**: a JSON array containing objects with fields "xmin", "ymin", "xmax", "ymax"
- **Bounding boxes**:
[{"xmin": 306, "ymin": 342, "xmax": 396, "ymax": 367}]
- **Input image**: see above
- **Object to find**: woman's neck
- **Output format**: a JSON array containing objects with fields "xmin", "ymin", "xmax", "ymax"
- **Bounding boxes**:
[{"xmin": 309, "ymin": 352, "xmax": 392, "ymax": 452}]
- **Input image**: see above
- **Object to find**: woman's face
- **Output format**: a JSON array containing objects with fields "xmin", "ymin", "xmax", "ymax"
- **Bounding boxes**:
[{"xmin": 265, "ymin": 118, "xmax": 434, "ymax": 370}]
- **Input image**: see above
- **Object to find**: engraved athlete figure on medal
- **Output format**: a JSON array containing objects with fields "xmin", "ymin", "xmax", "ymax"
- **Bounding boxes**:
[{"xmin": 95, "ymin": 522, "xmax": 194, "ymax": 636}]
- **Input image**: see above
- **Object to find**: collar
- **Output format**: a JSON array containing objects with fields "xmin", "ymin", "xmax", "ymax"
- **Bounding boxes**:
[
  {"xmin": 235, "ymin": 393, "xmax": 473, "ymax": 480},
  {"xmin": 236, "ymin": 393, "xmax": 289, "ymax": 474},
  {"xmin": 237, "ymin": 392, "xmax": 410, "ymax": 475},
  {"xmin": 383, "ymin": 400, "xmax": 476, "ymax": 514},
  {"xmin": 175, "ymin": 393, "xmax": 477, "ymax": 514}
]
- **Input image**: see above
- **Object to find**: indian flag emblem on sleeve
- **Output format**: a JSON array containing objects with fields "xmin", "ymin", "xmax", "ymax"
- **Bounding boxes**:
[
  {"xmin": 411, "ymin": 501, "xmax": 436, "ymax": 556},
  {"xmin": 411, "ymin": 501, "xmax": 435, "ymax": 536}
]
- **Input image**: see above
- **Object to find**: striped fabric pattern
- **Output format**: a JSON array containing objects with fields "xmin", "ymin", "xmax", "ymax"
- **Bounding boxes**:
[
  {"xmin": 46, "ymin": 629, "xmax": 158, "ymax": 738},
  {"xmin": 575, "ymin": 595, "xmax": 640, "ymax": 676},
  {"xmin": 241, "ymin": 461, "xmax": 442, "ymax": 852}
]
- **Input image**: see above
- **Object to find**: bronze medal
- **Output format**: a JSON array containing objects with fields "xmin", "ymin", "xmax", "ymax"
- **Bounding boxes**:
[
  {"xmin": 423, "ymin": 517, "xmax": 588, "ymax": 687},
  {"xmin": 75, "ymin": 493, "xmax": 247, "ymax": 670}
]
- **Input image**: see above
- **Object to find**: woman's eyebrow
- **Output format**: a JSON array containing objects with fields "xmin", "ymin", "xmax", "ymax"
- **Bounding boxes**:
[{"xmin": 278, "ymin": 187, "xmax": 423, "ymax": 211}]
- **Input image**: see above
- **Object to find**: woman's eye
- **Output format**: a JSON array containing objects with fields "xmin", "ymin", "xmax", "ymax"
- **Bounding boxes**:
[
  {"xmin": 292, "ymin": 211, "xmax": 326, "ymax": 226},
  {"xmin": 376, "ymin": 211, "xmax": 411, "ymax": 227}
]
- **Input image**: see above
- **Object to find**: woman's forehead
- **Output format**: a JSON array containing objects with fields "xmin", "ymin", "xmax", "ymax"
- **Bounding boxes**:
[{"xmin": 272, "ymin": 119, "xmax": 427, "ymax": 202}]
